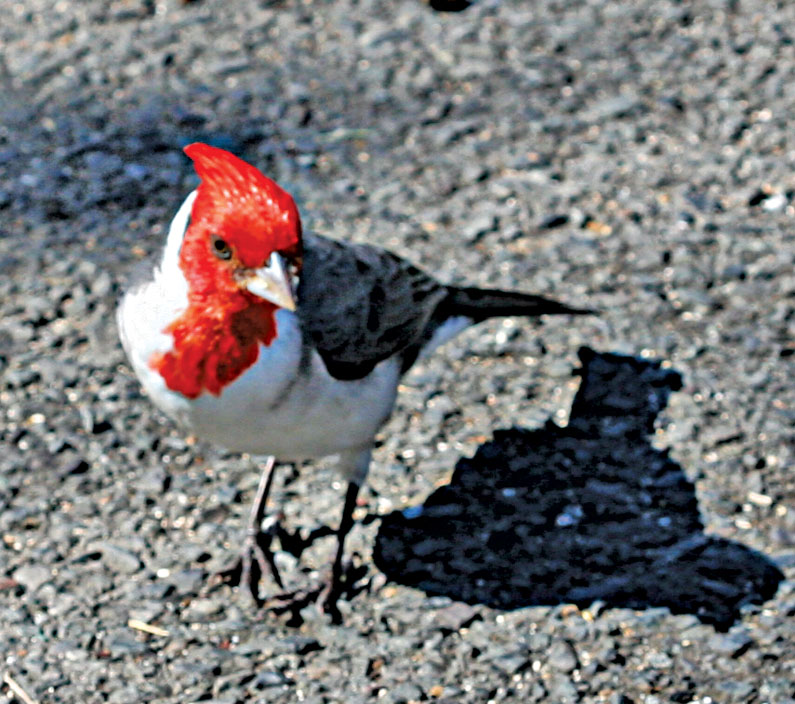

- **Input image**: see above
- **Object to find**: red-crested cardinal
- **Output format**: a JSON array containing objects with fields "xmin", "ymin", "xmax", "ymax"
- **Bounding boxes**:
[{"xmin": 117, "ymin": 143, "xmax": 592, "ymax": 619}]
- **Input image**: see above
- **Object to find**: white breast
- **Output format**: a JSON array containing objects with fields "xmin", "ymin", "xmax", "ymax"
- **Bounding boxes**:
[
  {"xmin": 121, "ymin": 299, "xmax": 401, "ymax": 459},
  {"xmin": 185, "ymin": 310, "xmax": 402, "ymax": 458}
]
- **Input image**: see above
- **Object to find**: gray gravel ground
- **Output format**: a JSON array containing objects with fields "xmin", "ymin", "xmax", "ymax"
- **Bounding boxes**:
[{"xmin": 1, "ymin": 0, "xmax": 794, "ymax": 702}]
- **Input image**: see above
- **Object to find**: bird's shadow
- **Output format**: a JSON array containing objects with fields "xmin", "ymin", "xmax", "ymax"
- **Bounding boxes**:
[{"xmin": 373, "ymin": 347, "xmax": 783, "ymax": 631}]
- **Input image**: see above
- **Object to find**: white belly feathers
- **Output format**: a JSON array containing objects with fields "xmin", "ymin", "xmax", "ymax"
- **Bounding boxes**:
[{"xmin": 185, "ymin": 310, "xmax": 401, "ymax": 458}]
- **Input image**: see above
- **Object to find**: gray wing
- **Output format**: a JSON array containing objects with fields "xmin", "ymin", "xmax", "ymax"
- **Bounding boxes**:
[{"xmin": 297, "ymin": 233, "xmax": 448, "ymax": 380}]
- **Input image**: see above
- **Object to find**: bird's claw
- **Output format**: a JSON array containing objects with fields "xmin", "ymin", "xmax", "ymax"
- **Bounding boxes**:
[
  {"xmin": 266, "ymin": 558, "xmax": 370, "ymax": 625},
  {"xmin": 206, "ymin": 517, "xmax": 342, "ymax": 609},
  {"xmin": 209, "ymin": 516, "xmax": 284, "ymax": 605}
]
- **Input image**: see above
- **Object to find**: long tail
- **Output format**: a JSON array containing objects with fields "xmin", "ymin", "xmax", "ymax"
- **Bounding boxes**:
[
  {"xmin": 401, "ymin": 285, "xmax": 593, "ymax": 371},
  {"xmin": 443, "ymin": 286, "xmax": 595, "ymax": 322}
]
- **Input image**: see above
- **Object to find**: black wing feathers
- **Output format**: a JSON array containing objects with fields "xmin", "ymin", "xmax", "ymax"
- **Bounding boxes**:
[
  {"xmin": 297, "ymin": 233, "xmax": 592, "ymax": 381},
  {"xmin": 297, "ymin": 234, "xmax": 446, "ymax": 380}
]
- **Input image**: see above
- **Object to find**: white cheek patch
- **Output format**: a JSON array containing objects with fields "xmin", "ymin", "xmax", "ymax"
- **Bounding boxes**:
[
  {"xmin": 157, "ymin": 190, "xmax": 197, "ymax": 306},
  {"xmin": 161, "ymin": 190, "xmax": 197, "ymax": 274}
]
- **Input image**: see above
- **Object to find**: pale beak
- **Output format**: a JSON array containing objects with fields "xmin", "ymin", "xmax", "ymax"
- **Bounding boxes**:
[{"xmin": 242, "ymin": 253, "xmax": 297, "ymax": 311}]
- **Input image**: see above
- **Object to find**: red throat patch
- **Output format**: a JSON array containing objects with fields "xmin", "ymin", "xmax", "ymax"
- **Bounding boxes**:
[
  {"xmin": 151, "ymin": 298, "xmax": 278, "ymax": 399},
  {"xmin": 151, "ymin": 143, "xmax": 302, "ymax": 399}
]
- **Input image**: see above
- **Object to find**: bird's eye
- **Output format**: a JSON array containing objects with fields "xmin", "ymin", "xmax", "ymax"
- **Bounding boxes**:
[{"xmin": 210, "ymin": 235, "xmax": 232, "ymax": 260}]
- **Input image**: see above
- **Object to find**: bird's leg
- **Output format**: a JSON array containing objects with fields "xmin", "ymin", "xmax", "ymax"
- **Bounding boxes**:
[
  {"xmin": 268, "ymin": 449, "xmax": 372, "ymax": 624},
  {"xmin": 266, "ymin": 479, "xmax": 369, "ymax": 624},
  {"xmin": 321, "ymin": 478, "xmax": 364, "ymax": 621},
  {"xmin": 214, "ymin": 456, "xmax": 283, "ymax": 604}
]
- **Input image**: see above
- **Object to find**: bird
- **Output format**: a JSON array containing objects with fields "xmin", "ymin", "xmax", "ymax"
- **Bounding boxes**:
[{"xmin": 117, "ymin": 142, "xmax": 593, "ymax": 620}]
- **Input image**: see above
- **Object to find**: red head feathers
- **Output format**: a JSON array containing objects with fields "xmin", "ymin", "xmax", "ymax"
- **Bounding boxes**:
[
  {"xmin": 151, "ymin": 144, "xmax": 302, "ymax": 398},
  {"xmin": 184, "ymin": 142, "xmax": 302, "ymax": 268}
]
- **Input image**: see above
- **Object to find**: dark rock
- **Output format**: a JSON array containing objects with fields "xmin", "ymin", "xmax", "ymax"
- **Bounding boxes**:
[
  {"xmin": 547, "ymin": 641, "xmax": 578, "ymax": 673},
  {"xmin": 94, "ymin": 542, "xmax": 143, "ymax": 574},
  {"xmin": 540, "ymin": 214, "xmax": 570, "ymax": 229},
  {"xmin": 707, "ymin": 631, "xmax": 754, "ymax": 657},
  {"xmin": 12, "ymin": 565, "xmax": 51, "ymax": 592},
  {"xmin": 432, "ymin": 602, "xmax": 481, "ymax": 632}
]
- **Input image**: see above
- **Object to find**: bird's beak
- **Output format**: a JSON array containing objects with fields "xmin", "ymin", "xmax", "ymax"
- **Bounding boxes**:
[{"xmin": 242, "ymin": 253, "xmax": 297, "ymax": 311}]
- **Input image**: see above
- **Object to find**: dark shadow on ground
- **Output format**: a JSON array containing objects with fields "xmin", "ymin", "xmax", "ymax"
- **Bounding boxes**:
[{"xmin": 373, "ymin": 348, "xmax": 784, "ymax": 631}]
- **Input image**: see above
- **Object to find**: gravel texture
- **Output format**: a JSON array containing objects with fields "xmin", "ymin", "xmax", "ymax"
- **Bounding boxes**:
[{"xmin": 1, "ymin": 0, "xmax": 794, "ymax": 702}]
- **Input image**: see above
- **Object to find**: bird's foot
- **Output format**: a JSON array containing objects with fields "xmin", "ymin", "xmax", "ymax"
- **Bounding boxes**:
[
  {"xmin": 209, "ymin": 515, "xmax": 284, "ymax": 606},
  {"xmin": 207, "ymin": 519, "xmax": 338, "ymax": 606},
  {"xmin": 266, "ymin": 557, "xmax": 370, "ymax": 625}
]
